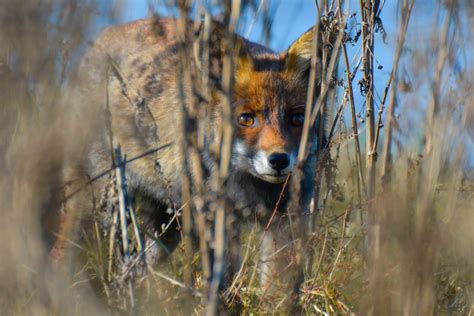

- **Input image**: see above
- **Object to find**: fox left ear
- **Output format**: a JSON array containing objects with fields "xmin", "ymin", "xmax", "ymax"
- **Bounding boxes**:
[{"xmin": 284, "ymin": 27, "xmax": 321, "ymax": 80}]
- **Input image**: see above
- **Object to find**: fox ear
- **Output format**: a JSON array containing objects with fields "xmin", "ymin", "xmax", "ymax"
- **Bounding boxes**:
[
  {"xmin": 233, "ymin": 38, "xmax": 253, "ymax": 73},
  {"xmin": 284, "ymin": 27, "xmax": 321, "ymax": 79},
  {"xmin": 215, "ymin": 25, "xmax": 253, "ymax": 75},
  {"xmin": 194, "ymin": 20, "xmax": 253, "ymax": 75}
]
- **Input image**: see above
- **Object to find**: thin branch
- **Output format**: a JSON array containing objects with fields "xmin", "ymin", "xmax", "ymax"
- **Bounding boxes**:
[
  {"xmin": 297, "ymin": 2, "xmax": 324, "ymax": 162},
  {"xmin": 113, "ymin": 145, "xmax": 135, "ymax": 309},
  {"xmin": 337, "ymin": 2, "xmax": 366, "ymax": 203},
  {"xmin": 328, "ymin": 206, "xmax": 351, "ymax": 281},
  {"xmin": 380, "ymin": 0, "xmax": 415, "ymax": 179},
  {"xmin": 207, "ymin": 1, "xmax": 241, "ymax": 315}
]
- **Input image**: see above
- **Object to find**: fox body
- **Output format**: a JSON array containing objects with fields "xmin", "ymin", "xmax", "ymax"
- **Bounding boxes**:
[{"xmin": 54, "ymin": 17, "xmax": 321, "ymax": 279}]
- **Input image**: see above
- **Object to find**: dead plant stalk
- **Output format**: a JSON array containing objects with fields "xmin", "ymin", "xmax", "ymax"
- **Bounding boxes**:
[{"xmin": 380, "ymin": 0, "xmax": 415, "ymax": 179}]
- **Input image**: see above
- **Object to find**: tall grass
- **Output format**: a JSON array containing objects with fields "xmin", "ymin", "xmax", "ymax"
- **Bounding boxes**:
[{"xmin": 0, "ymin": 0, "xmax": 473, "ymax": 315}]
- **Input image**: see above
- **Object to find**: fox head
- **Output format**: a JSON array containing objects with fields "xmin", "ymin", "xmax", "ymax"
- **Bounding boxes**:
[{"xmin": 225, "ymin": 28, "xmax": 321, "ymax": 184}]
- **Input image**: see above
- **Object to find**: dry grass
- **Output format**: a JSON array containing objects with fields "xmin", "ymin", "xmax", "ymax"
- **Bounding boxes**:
[{"xmin": 0, "ymin": 0, "xmax": 473, "ymax": 315}]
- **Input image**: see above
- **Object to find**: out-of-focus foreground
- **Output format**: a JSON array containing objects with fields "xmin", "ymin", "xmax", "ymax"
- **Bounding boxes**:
[{"xmin": 0, "ymin": 0, "xmax": 473, "ymax": 315}]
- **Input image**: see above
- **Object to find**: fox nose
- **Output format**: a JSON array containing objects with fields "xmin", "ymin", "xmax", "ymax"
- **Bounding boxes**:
[{"xmin": 268, "ymin": 153, "xmax": 290, "ymax": 172}]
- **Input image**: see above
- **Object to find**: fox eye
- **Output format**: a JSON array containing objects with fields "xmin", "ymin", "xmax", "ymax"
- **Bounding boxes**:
[
  {"xmin": 290, "ymin": 112, "xmax": 305, "ymax": 127},
  {"xmin": 238, "ymin": 113, "xmax": 256, "ymax": 127}
]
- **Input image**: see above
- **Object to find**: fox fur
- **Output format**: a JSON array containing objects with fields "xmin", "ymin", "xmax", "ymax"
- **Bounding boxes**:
[{"xmin": 51, "ymin": 17, "xmax": 325, "ymax": 290}]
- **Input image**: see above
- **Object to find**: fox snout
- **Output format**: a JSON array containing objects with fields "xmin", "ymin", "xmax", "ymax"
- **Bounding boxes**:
[
  {"xmin": 233, "ymin": 137, "xmax": 298, "ymax": 184},
  {"xmin": 251, "ymin": 148, "xmax": 297, "ymax": 183},
  {"xmin": 268, "ymin": 153, "xmax": 290, "ymax": 171}
]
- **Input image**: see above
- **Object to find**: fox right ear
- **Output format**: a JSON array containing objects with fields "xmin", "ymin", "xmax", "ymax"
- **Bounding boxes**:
[
  {"xmin": 284, "ymin": 26, "xmax": 321, "ymax": 80},
  {"xmin": 194, "ymin": 19, "xmax": 253, "ymax": 74}
]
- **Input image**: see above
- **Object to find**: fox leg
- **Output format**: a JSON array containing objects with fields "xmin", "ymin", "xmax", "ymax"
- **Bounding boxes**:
[
  {"xmin": 132, "ymin": 195, "xmax": 183, "ymax": 265},
  {"xmin": 49, "ymin": 165, "xmax": 92, "ymax": 267},
  {"xmin": 259, "ymin": 220, "xmax": 294, "ymax": 295},
  {"xmin": 46, "ymin": 165, "xmax": 101, "ymax": 312}
]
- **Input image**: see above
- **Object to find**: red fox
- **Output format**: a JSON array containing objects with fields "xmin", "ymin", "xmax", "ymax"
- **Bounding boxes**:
[{"xmin": 52, "ymin": 17, "xmax": 323, "ymax": 290}]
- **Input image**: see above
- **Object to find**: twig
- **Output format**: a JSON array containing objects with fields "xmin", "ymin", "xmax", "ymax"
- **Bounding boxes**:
[
  {"xmin": 108, "ymin": 197, "xmax": 119, "ymax": 282},
  {"xmin": 313, "ymin": 227, "xmax": 329, "ymax": 281},
  {"xmin": 128, "ymin": 204, "xmax": 144, "ymax": 253},
  {"xmin": 264, "ymin": 174, "xmax": 291, "ymax": 231},
  {"xmin": 114, "ymin": 146, "xmax": 130, "ymax": 261},
  {"xmin": 337, "ymin": 2, "xmax": 366, "ymax": 203},
  {"xmin": 297, "ymin": 2, "xmax": 324, "ymax": 162},
  {"xmin": 380, "ymin": 0, "xmax": 414, "ymax": 180},
  {"xmin": 63, "ymin": 144, "xmax": 172, "ymax": 201},
  {"xmin": 424, "ymin": 2, "xmax": 453, "ymax": 156},
  {"xmin": 149, "ymin": 266, "xmax": 203, "ymax": 298},
  {"xmin": 192, "ymin": 10, "xmax": 212, "ymax": 292},
  {"xmin": 113, "ymin": 145, "xmax": 135, "ymax": 309},
  {"xmin": 328, "ymin": 206, "xmax": 351, "ymax": 281},
  {"xmin": 176, "ymin": 4, "xmax": 195, "ymax": 286},
  {"xmin": 207, "ymin": 1, "xmax": 241, "ymax": 315},
  {"xmin": 360, "ymin": 0, "xmax": 378, "ymax": 203},
  {"xmin": 325, "ymin": 90, "xmax": 348, "ymax": 148}
]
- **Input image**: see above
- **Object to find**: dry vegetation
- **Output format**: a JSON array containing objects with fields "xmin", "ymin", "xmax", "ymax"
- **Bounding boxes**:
[{"xmin": 0, "ymin": 0, "xmax": 473, "ymax": 315}]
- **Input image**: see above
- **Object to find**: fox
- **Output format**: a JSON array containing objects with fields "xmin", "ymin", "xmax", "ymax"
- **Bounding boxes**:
[{"xmin": 50, "ymin": 16, "xmax": 326, "ymax": 297}]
